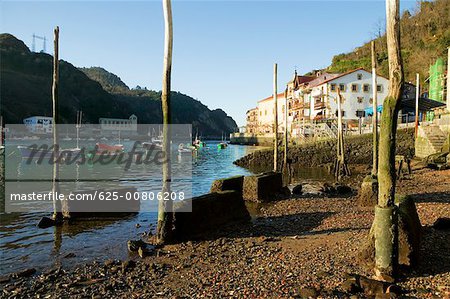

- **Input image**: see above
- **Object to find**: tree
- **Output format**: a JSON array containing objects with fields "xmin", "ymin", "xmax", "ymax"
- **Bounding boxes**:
[
  {"xmin": 373, "ymin": 0, "xmax": 404, "ymax": 281},
  {"xmin": 156, "ymin": 0, "xmax": 174, "ymax": 244}
]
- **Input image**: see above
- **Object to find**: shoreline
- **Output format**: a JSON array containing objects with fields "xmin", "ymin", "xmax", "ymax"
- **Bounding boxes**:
[{"xmin": 1, "ymin": 167, "xmax": 449, "ymax": 298}]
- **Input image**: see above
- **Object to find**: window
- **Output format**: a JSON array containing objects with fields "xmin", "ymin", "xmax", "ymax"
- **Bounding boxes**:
[
  {"xmin": 265, "ymin": 110, "xmax": 267, "ymax": 116},
  {"xmin": 330, "ymin": 84, "xmax": 336, "ymax": 91},
  {"xmin": 363, "ymin": 84, "xmax": 370, "ymax": 92},
  {"xmin": 335, "ymin": 110, "xmax": 345, "ymax": 117},
  {"xmin": 357, "ymin": 97, "xmax": 363, "ymax": 103},
  {"xmin": 351, "ymin": 84, "xmax": 358, "ymax": 92},
  {"xmin": 369, "ymin": 98, "xmax": 373, "ymax": 104},
  {"xmin": 339, "ymin": 84, "xmax": 346, "ymax": 91},
  {"xmin": 377, "ymin": 85, "xmax": 383, "ymax": 92},
  {"xmin": 357, "ymin": 73, "xmax": 363, "ymax": 80}
]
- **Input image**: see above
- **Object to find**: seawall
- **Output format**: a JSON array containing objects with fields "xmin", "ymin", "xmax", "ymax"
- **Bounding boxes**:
[{"xmin": 234, "ymin": 128, "xmax": 415, "ymax": 173}]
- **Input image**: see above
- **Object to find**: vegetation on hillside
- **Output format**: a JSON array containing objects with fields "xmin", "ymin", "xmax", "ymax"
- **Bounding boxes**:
[
  {"xmin": 327, "ymin": 0, "xmax": 449, "ymax": 86},
  {"xmin": 0, "ymin": 34, "xmax": 237, "ymax": 136}
]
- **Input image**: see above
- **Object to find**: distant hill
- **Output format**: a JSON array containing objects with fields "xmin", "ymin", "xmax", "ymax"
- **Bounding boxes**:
[
  {"xmin": 0, "ymin": 34, "xmax": 237, "ymax": 137},
  {"xmin": 327, "ymin": 0, "xmax": 449, "ymax": 86},
  {"xmin": 79, "ymin": 67, "xmax": 130, "ymax": 94}
]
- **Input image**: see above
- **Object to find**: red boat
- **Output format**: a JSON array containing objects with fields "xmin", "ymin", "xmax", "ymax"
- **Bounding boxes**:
[{"xmin": 95, "ymin": 143, "xmax": 124, "ymax": 154}]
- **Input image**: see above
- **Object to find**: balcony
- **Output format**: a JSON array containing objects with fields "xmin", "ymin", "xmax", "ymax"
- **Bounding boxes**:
[
  {"xmin": 314, "ymin": 101, "xmax": 326, "ymax": 110},
  {"xmin": 291, "ymin": 101, "xmax": 311, "ymax": 110}
]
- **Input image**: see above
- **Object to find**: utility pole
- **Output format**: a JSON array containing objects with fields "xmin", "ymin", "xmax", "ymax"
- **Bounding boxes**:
[
  {"xmin": 283, "ymin": 87, "xmax": 288, "ymax": 169},
  {"xmin": 372, "ymin": 41, "xmax": 378, "ymax": 176},
  {"xmin": 157, "ymin": 0, "xmax": 174, "ymax": 244},
  {"xmin": 415, "ymin": 73, "xmax": 420, "ymax": 137},
  {"xmin": 273, "ymin": 63, "xmax": 278, "ymax": 172}
]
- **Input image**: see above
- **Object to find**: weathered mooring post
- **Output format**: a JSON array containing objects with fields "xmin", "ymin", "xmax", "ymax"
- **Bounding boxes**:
[
  {"xmin": 358, "ymin": 41, "xmax": 380, "ymax": 206},
  {"xmin": 52, "ymin": 26, "xmax": 63, "ymax": 222},
  {"xmin": 157, "ymin": 0, "xmax": 174, "ymax": 244},
  {"xmin": 0, "ymin": 116, "xmax": 4, "ymax": 212},
  {"xmin": 333, "ymin": 88, "xmax": 350, "ymax": 180},
  {"xmin": 371, "ymin": 41, "xmax": 379, "ymax": 176},
  {"xmin": 414, "ymin": 73, "xmax": 419, "ymax": 138},
  {"xmin": 273, "ymin": 63, "xmax": 278, "ymax": 172},
  {"xmin": 373, "ymin": 0, "xmax": 403, "ymax": 281},
  {"xmin": 283, "ymin": 87, "xmax": 290, "ymax": 184}
]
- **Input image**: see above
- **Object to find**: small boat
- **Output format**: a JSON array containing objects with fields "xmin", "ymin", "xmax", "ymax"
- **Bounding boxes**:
[
  {"xmin": 178, "ymin": 143, "xmax": 194, "ymax": 155},
  {"xmin": 18, "ymin": 145, "xmax": 81, "ymax": 159},
  {"xmin": 217, "ymin": 142, "xmax": 227, "ymax": 149},
  {"xmin": 95, "ymin": 143, "xmax": 124, "ymax": 155},
  {"xmin": 142, "ymin": 141, "xmax": 162, "ymax": 150}
]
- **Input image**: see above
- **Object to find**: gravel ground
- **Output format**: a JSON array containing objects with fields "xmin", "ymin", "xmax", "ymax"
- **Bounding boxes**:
[{"xmin": 1, "ymin": 168, "xmax": 449, "ymax": 298}]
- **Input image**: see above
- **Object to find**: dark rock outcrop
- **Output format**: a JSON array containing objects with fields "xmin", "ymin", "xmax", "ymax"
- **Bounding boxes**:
[
  {"xmin": 174, "ymin": 190, "xmax": 250, "ymax": 240},
  {"xmin": 243, "ymin": 172, "xmax": 283, "ymax": 202}
]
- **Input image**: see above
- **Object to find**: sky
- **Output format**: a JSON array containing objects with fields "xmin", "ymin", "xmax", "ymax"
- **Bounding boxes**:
[{"xmin": 0, "ymin": 0, "xmax": 418, "ymax": 126}]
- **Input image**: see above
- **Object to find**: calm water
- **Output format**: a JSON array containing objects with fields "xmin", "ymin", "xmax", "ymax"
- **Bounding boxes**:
[
  {"xmin": 0, "ymin": 140, "xmax": 333, "ymax": 275},
  {"xmin": 0, "ymin": 141, "xmax": 264, "ymax": 275}
]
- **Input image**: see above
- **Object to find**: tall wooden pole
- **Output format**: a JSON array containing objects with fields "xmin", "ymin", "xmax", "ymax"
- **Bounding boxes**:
[
  {"xmin": 414, "ymin": 73, "xmax": 420, "ymax": 137},
  {"xmin": 447, "ymin": 47, "xmax": 450, "ymax": 112},
  {"xmin": 374, "ymin": 0, "xmax": 403, "ymax": 281},
  {"xmin": 52, "ymin": 26, "xmax": 63, "ymax": 221},
  {"xmin": 371, "ymin": 41, "xmax": 378, "ymax": 176},
  {"xmin": 283, "ymin": 88, "xmax": 288, "ymax": 169},
  {"xmin": 273, "ymin": 63, "xmax": 278, "ymax": 172},
  {"xmin": 157, "ymin": 0, "xmax": 174, "ymax": 244}
]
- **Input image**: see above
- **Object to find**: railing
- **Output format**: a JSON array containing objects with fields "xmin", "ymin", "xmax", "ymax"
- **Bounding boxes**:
[{"xmin": 314, "ymin": 102, "xmax": 325, "ymax": 110}]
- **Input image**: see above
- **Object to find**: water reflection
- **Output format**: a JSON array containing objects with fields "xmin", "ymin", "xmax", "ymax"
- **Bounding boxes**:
[{"xmin": 0, "ymin": 141, "xmax": 263, "ymax": 275}]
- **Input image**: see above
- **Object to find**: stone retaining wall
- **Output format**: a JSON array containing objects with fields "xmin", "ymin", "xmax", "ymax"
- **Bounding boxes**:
[{"xmin": 234, "ymin": 128, "xmax": 415, "ymax": 172}]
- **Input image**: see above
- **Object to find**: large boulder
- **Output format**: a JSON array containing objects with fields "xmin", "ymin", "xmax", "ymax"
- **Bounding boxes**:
[
  {"xmin": 243, "ymin": 172, "xmax": 283, "ymax": 202},
  {"xmin": 210, "ymin": 175, "xmax": 244, "ymax": 193},
  {"xmin": 359, "ymin": 195, "xmax": 422, "ymax": 269},
  {"xmin": 174, "ymin": 190, "xmax": 250, "ymax": 240}
]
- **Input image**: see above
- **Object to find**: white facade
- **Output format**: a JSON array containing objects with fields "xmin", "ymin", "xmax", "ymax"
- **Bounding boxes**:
[
  {"xmin": 23, "ymin": 116, "xmax": 53, "ymax": 133},
  {"xmin": 308, "ymin": 69, "xmax": 389, "ymax": 121},
  {"xmin": 99, "ymin": 114, "xmax": 138, "ymax": 132},
  {"xmin": 256, "ymin": 93, "xmax": 287, "ymax": 134}
]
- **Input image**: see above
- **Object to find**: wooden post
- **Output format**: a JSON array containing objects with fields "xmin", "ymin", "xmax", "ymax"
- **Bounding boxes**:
[
  {"xmin": 52, "ymin": 26, "xmax": 63, "ymax": 221},
  {"xmin": 283, "ymin": 88, "xmax": 288, "ymax": 168},
  {"xmin": 414, "ymin": 73, "xmax": 419, "ymax": 138},
  {"xmin": 333, "ymin": 88, "xmax": 350, "ymax": 180},
  {"xmin": 447, "ymin": 47, "xmax": 450, "ymax": 112},
  {"xmin": 273, "ymin": 63, "xmax": 278, "ymax": 172},
  {"xmin": 374, "ymin": 0, "xmax": 403, "ymax": 282},
  {"xmin": 371, "ymin": 41, "xmax": 379, "ymax": 176},
  {"xmin": 157, "ymin": 0, "xmax": 174, "ymax": 244}
]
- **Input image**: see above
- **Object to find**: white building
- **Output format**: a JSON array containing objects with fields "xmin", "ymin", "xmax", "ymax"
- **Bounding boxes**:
[
  {"xmin": 256, "ymin": 92, "xmax": 286, "ymax": 134},
  {"xmin": 23, "ymin": 116, "xmax": 53, "ymax": 133},
  {"xmin": 99, "ymin": 114, "xmax": 138, "ymax": 132},
  {"xmin": 303, "ymin": 68, "xmax": 389, "ymax": 123}
]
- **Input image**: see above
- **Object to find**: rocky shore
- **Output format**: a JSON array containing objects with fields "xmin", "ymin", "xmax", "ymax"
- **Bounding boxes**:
[
  {"xmin": 234, "ymin": 129, "xmax": 415, "ymax": 173},
  {"xmin": 1, "ymin": 167, "xmax": 449, "ymax": 298}
]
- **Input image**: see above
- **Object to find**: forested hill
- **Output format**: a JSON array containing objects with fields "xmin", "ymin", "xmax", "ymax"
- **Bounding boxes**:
[
  {"xmin": 327, "ymin": 0, "xmax": 449, "ymax": 85},
  {"xmin": 0, "ymin": 34, "xmax": 237, "ymax": 137}
]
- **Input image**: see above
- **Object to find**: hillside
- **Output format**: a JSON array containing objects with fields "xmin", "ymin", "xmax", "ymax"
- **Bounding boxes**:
[
  {"xmin": 0, "ymin": 34, "xmax": 237, "ymax": 137},
  {"xmin": 327, "ymin": 0, "xmax": 449, "ymax": 86}
]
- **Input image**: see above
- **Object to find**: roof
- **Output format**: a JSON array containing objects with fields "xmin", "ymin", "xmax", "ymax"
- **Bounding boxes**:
[
  {"xmin": 258, "ymin": 92, "xmax": 286, "ymax": 103},
  {"xmin": 307, "ymin": 68, "xmax": 390, "ymax": 88},
  {"xmin": 401, "ymin": 97, "xmax": 446, "ymax": 112},
  {"xmin": 305, "ymin": 72, "xmax": 342, "ymax": 88},
  {"xmin": 246, "ymin": 108, "xmax": 258, "ymax": 114},
  {"xmin": 288, "ymin": 74, "xmax": 315, "ymax": 89},
  {"xmin": 366, "ymin": 98, "xmax": 445, "ymax": 115}
]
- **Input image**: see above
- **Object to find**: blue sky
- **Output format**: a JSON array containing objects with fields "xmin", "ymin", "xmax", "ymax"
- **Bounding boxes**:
[{"xmin": 1, "ymin": 0, "xmax": 417, "ymax": 126}]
